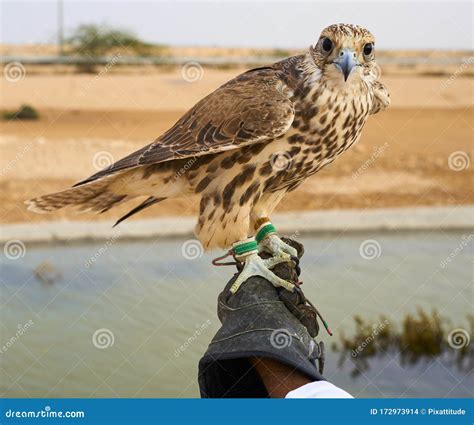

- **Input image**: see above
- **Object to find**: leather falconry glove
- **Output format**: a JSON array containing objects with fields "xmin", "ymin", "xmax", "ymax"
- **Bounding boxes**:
[{"xmin": 198, "ymin": 238, "xmax": 330, "ymax": 398}]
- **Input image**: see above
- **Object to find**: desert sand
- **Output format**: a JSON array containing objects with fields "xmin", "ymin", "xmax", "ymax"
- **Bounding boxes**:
[{"xmin": 1, "ymin": 64, "xmax": 472, "ymax": 225}]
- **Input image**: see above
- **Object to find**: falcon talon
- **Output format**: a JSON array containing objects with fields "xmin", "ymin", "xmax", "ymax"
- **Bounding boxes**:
[
  {"xmin": 290, "ymin": 255, "xmax": 300, "ymax": 266},
  {"xmin": 230, "ymin": 253, "xmax": 295, "ymax": 294},
  {"xmin": 262, "ymin": 254, "xmax": 294, "ymax": 270},
  {"xmin": 258, "ymin": 234, "xmax": 287, "ymax": 254}
]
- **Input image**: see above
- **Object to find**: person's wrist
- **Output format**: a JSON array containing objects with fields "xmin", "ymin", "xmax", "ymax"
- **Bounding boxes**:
[{"xmin": 250, "ymin": 357, "xmax": 313, "ymax": 398}]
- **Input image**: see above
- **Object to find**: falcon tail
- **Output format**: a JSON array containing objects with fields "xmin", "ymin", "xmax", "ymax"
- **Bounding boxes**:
[
  {"xmin": 27, "ymin": 164, "xmax": 180, "ymax": 225},
  {"xmin": 26, "ymin": 178, "xmax": 130, "ymax": 215}
]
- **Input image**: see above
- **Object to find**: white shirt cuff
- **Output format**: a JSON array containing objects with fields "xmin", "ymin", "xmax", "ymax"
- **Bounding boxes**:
[{"xmin": 285, "ymin": 381, "xmax": 353, "ymax": 398}]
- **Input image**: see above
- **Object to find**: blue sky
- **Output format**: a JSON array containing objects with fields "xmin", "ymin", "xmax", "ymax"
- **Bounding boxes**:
[{"xmin": 1, "ymin": 0, "xmax": 472, "ymax": 49}]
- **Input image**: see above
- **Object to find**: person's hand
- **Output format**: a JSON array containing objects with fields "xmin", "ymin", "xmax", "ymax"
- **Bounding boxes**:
[{"xmin": 198, "ymin": 238, "xmax": 328, "ymax": 398}]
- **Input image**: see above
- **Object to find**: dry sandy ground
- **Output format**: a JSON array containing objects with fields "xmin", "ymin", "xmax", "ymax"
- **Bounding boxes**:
[
  {"xmin": 2, "ymin": 69, "xmax": 473, "ymax": 111},
  {"xmin": 0, "ymin": 70, "xmax": 472, "ymax": 224},
  {"xmin": 3, "ymin": 43, "xmax": 469, "ymax": 59}
]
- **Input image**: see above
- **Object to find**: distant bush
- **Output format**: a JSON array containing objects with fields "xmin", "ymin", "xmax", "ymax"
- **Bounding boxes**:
[
  {"xmin": 67, "ymin": 24, "xmax": 166, "ymax": 73},
  {"xmin": 3, "ymin": 104, "xmax": 39, "ymax": 120},
  {"xmin": 68, "ymin": 24, "xmax": 154, "ymax": 58},
  {"xmin": 272, "ymin": 48, "xmax": 293, "ymax": 58}
]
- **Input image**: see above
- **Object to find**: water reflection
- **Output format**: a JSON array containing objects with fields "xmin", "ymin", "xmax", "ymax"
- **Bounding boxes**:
[{"xmin": 332, "ymin": 309, "xmax": 473, "ymax": 378}]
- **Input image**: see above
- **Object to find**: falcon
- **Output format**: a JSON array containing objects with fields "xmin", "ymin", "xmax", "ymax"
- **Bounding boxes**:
[{"xmin": 27, "ymin": 24, "xmax": 390, "ymax": 293}]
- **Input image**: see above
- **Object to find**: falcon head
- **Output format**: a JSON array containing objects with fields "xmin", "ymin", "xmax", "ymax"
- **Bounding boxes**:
[{"xmin": 310, "ymin": 23, "xmax": 378, "ymax": 83}]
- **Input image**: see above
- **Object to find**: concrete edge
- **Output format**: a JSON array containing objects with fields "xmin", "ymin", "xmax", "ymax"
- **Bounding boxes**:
[{"xmin": 0, "ymin": 206, "xmax": 473, "ymax": 245}]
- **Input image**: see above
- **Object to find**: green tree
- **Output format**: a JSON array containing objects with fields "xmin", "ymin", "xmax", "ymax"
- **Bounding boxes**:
[{"xmin": 68, "ymin": 24, "xmax": 152, "ymax": 57}]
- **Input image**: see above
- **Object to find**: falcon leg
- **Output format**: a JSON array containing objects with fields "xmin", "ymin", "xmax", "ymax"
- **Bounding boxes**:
[
  {"xmin": 229, "ymin": 237, "xmax": 295, "ymax": 294},
  {"xmin": 255, "ymin": 219, "xmax": 298, "ymax": 259}
]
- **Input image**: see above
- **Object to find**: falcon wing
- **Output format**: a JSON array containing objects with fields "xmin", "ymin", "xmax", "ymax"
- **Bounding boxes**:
[{"xmin": 75, "ymin": 66, "xmax": 295, "ymax": 186}]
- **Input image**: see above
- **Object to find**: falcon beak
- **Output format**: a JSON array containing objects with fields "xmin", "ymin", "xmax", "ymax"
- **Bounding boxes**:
[{"xmin": 333, "ymin": 48, "xmax": 359, "ymax": 82}]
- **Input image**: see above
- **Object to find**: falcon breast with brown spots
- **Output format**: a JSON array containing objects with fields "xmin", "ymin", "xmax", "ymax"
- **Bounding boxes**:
[{"xmin": 28, "ymin": 23, "xmax": 390, "ymax": 250}]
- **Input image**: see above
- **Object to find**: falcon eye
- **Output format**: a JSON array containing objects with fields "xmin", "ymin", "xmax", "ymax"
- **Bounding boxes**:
[
  {"xmin": 321, "ymin": 37, "xmax": 333, "ymax": 53},
  {"xmin": 363, "ymin": 43, "xmax": 374, "ymax": 56}
]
